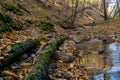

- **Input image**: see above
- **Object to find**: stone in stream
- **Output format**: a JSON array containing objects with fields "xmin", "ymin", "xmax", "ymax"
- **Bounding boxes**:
[
  {"xmin": 98, "ymin": 49, "xmax": 105, "ymax": 54},
  {"xmin": 55, "ymin": 50, "xmax": 76, "ymax": 63}
]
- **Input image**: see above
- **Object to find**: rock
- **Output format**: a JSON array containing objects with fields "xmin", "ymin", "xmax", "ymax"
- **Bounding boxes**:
[
  {"xmin": 98, "ymin": 49, "xmax": 105, "ymax": 54},
  {"xmin": 55, "ymin": 51, "xmax": 76, "ymax": 63},
  {"xmin": 73, "ymin": 37, "xmax": 82, "ymax": 43}
]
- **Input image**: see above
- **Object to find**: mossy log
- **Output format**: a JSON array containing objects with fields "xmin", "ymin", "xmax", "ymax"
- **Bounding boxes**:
[
  {"xmin": 26, "ymin": 36, "xmax": 65, "ymax": 80},
  {"xmin": 0, "ymin": 37, "xmax": 46, "ymax": 68}
]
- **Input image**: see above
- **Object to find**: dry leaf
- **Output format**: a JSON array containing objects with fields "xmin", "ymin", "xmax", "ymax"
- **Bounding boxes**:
[
  {"xmin": 40, "ymin": 40, "xmax": 47, "ymax": 44},
  {"xmin": 69, "ymin": 63, "xmax": 74, "ymax": 68},
  {"xmin": 1, "ymin": 39, "xmax": 12, "ymax": 44},
  {"xmin": 2, "ymin": 70, "xmax": 19, "ymax": 79},
  {"xmin": 20, "ymin": 62, "xmax": 34, "ymax": 67},
  {"xmin": 0, "ymin": 44, "xmax": 6, "ymax": 50}
]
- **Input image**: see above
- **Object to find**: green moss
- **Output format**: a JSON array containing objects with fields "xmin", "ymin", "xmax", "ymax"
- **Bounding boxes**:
[
  {"xmin": 33, "ymin": 4, "xmax": 48, "ymax": 16},
  {"xmin": 10, "ymin": 37, "xmax": 46, "ymax": 53},
  {"xmin": 27, "ymin": 74, "xmax": 38, "ymax": 80},
  {"xmin": 38, "ymin": 20, "xmax": 54, "ymax": 32},
  {"xmin": 26, "ymin": 37, "xmax": 65, "ymax": 80},
  {"xmin": 4, "ymin": 3, "xmax": 20, "ymax": 14},
  {"xmin": 39, "ymin": 49, "xmax": 52, "ymax": 62},
  {"xmin": 0, "ymin": 13, "xmax": 22, "ymax": 33},
  {"xmin": 41, "ymin": 8, "xmax": 48, "ymax": 15}
]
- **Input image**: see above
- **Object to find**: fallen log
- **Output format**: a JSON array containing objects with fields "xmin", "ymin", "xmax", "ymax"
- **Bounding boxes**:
[
  {"xmin": 26, "ymin": 36, "xmax": 65, "ymax": 80},
  {"xmin": 0, "ymin": 37, "xmax": 46, "ymax": 68}
]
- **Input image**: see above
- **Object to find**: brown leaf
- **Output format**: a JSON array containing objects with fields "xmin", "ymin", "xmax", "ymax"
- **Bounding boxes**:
[
  {"xmin": 2, "ymin": 70, "xmax": 19, "ymax": 79},
  {"xmin": 0, "ymin": 44, "xmax": 6, "ymax": 50},
  {"xmin": 20, "ymin": 62, "xmax": 34, "ymax": 67},
  {"xmin": 1, "ymin": 39, "xmax": 12, "ymax": 44}
]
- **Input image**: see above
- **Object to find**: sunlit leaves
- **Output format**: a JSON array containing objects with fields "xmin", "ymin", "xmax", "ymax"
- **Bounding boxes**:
[{"xmin": 2, "ymin": 70, "xmax": 19, "ymax": 79}]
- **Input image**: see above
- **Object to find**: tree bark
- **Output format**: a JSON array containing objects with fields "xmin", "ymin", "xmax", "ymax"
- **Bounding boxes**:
[
  {"xmin": 70, "ymin": 0, "xmax": 79, "ymax": 28},
  {"xmin": 116, "ymin": 0, "xmax": 120, "ymax": 16},
  {"xmin": 103, "ymin": 0, "xmax": 108, "ymax": 20}
]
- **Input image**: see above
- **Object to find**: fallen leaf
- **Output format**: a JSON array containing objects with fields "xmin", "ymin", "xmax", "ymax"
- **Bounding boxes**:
[
  {"xmin": 2, "ymin": 70, "xmax": 19, "ymax": 79},
  {"xmin": 20, "ymin": 62, "xmax": 34, "ymax": 67},
  {"xmin": 0, "ymin": 44, "xmax": 6, "ymax": 50},
  {"xmin": 1, "ymin": 39, "xmax": 12, "ymax": 44}
]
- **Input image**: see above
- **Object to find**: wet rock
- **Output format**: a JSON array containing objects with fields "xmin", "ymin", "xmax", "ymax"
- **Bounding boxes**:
[
  {"xmin": 98, "ymin": 49, "xmax": 105, "ymax": 54},
  {"xmin": 55, "ymin": 51, "xmax": 76, "ymax": 63}
]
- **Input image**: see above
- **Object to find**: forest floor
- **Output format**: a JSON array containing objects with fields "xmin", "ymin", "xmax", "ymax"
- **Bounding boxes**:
[
  {"xmin": 47, "ymin": 18, "xmax": 120, "ymax": 80},
  {"xmin": 0, "ymin": 0, "xmax": 120, "ymax": 80}
]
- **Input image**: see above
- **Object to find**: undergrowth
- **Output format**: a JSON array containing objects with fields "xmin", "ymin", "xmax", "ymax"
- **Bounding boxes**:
[
  {"xmin": 4, "ymin": 3, "xmax": 30, "ymax": 15},
  {"xmin": 38, "ymin": 20, "xmax": 54, "ymax": 32},
  {"xmin": 4, "ymin": 3, "xmax": 21, "ymax": 14},
  {"xmin": 0, "ymin": 13, "xmax": 22, "ymax": 33}
]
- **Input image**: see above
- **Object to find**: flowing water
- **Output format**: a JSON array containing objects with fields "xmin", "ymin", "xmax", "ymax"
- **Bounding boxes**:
[{"xmin": 79, "ymin": 40, "xmax": 120, "ymax": 80}]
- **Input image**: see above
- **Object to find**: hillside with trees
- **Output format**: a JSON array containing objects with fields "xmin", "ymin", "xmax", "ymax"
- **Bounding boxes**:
[{"xmin": 0, "ymin": 0, "xmax": 120, "ymax": 80}]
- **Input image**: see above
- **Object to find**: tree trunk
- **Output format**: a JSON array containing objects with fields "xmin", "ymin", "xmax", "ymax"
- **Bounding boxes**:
[
  {"xmin": 103, "ymin": 0, "xmax": 108, "ymax": 20},
  {"xmin": 116, "ymin": 0, "xmax": 120, "ymax": 16},
  {"xmin": 0, "ymin": 37, "xmax": 46, "ymax": 68},
  {"xmin": 70, "ymin": 0, "xmax": 79, "ymax": 28}
]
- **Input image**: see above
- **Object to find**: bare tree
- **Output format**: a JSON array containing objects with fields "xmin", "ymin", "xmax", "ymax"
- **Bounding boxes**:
[
  {"xmin": 70, "ymin": 0, "xmax": 79, "ymax": 28},
  {"xmin": 116, "ymin": 0, "xmax": 120, "ymax": 16},
  {"xmin": 103, "ymin": 0, "xmax": 108, "ymax": 20}
]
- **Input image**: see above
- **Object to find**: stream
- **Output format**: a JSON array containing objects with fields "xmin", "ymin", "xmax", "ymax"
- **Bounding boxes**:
[
  {"xmin": 93, "ymin": 42, "xmax": 120, "ymax": 80},
  {"xmin": 78, "ymin": 40, "xmax": 120, "ymax": 80}
]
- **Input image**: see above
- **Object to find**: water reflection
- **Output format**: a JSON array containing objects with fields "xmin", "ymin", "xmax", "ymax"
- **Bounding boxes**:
[{"xmin": 94, "ymin": 42, "xmax": 120, "ymax": 80}]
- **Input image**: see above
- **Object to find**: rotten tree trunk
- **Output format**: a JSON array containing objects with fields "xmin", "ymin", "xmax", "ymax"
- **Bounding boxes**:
[
  {"xmin": 0, "ymin": 37, "xmax": 46, "ymax": 68},
  {"xmin": 26, "ymin": 36, "xmax": 65, "ymax": 80}
]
